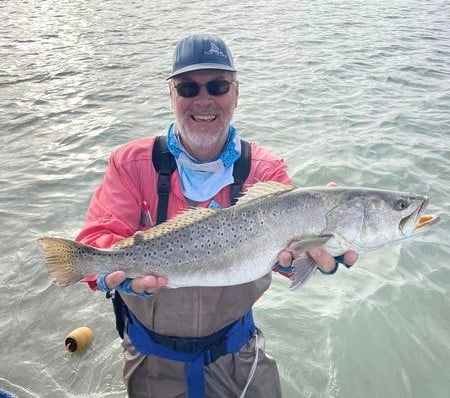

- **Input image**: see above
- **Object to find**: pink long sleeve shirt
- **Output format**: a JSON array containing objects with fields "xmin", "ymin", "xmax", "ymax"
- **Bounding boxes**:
[
  {"xmin": 76, "ymin": 135, "xmax": 292, "ymax": 304},
  {"xmin": 77, "ymin": 135, "xmax": 291, "ymax": 248},
  {"xmin": 76, "ymin": 135, "xmax": 292, "ymax": 336}
]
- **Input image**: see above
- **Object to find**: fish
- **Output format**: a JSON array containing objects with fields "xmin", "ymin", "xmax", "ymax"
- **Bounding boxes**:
[{"xmin": 38, "ymin": 182, "xmax": 439, "ymax": 290}]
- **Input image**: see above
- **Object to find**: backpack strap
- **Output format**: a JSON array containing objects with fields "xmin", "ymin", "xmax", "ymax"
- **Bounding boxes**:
[
  {"xmin": 108, "ymin": 290, "xmax": 126, "ymax": 339},
  {"xmin": 152, "ymin": 136, "xmax": 252, "ymax": 220},
  {"xmin": 230, "ymin": 139, "xmax": 251, "ymax": 205},
  {"xmin": 152, "ymin": 136, "xmax": 177, "ymax": 225}
]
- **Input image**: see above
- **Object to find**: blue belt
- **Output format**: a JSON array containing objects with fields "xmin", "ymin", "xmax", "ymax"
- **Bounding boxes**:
[{"xmin": 125, "ymin": 308, "xmax": 256, "ymax": 398}]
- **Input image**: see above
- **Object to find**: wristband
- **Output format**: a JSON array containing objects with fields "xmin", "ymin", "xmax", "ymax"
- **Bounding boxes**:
[
  {"xmin": 96, "ymin": 273, "xmax": 110, "ymax": 292},
  {"xmin": 96, "ymin": 274, "xmax": 153, "ymax": 298},
  {"xmin": 272, "ymin": 261, "xmax": 295, "ymax": 277},
  {"xmin": 116, "ymin": 278, "xmax": 154, "ymax": 298}
]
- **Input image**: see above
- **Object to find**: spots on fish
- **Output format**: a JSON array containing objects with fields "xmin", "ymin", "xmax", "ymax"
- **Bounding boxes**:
[{"xmin": 39, "ymin": 185, "xmax": 434, "ymax": 289}]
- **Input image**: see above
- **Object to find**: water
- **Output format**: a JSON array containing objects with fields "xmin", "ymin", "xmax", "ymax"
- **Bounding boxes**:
[{"xmin": 1, "ymin": 0, "xmax": 449, "ymax": 397}]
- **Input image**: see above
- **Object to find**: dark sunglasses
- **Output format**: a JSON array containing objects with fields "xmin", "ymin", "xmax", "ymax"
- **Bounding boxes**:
[{"xmin": 173, "ymin": 79, "xmax": 234, "ymax": 98}]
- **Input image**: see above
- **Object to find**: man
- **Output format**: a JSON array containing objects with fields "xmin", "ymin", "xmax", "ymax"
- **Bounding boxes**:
[{"xmin": 76, "ymin": 34, "xmax": 357, "ymax": 398}]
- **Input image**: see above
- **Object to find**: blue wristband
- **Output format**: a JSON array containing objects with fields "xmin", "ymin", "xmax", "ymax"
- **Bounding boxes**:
[
  {"xmin": 96, "ymin": 273, "xmax": 111, "ymax": 292},
  {"xmin": 272, "ymin": 262, "xmax": 296, "ymax": 274},
  {"xmin": 96, "ymin": 274, "xmax": 153, "ymax": 298},
  {"xmin": 116, "ymin": 278, "xmax": 154, "ymax": 298}
]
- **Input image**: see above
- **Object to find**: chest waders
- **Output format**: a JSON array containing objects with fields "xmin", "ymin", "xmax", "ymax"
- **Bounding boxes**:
[{"xmin": 109, "ymin": 136, "xmax": 253, "ymax": 398}]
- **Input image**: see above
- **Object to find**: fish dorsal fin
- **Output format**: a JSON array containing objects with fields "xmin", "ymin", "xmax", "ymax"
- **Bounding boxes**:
[
  {"xmin": 236, "ymin": 181, "xmax": 294, "ymax": 206},
  {"xmin": 113, "ymin": 207, "xmax": 218, "ymax": 249}
]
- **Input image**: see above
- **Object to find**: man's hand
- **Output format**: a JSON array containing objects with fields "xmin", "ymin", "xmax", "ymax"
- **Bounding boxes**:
[
  {"xmin": 276, "ymin": 180, "xmax": 358, "ymax": 273},
  {"xmin": 102, "ymin": 231, "xmax": 168, "ymax": 294},
  {"xmin": 278, "ymin": 248, "xmax": 358, "ymax": 273},
  {"xmin": 104, "ymin": 271, "xmax": 168, "ymax": 294},
  {"xmin": 278, "ymin": 247, "xmax": 358, "ymax": 273}
]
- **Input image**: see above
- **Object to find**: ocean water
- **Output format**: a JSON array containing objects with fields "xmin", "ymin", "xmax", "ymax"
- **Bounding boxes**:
[{"xmin": 1, "ymin": 0, "xmax": 449, "ymax": 397}]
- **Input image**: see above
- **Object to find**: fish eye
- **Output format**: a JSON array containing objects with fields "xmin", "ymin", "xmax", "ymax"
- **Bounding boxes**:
[{"xmin": 395, "ymin": 199, "xmax": 409, "ymax": 211}]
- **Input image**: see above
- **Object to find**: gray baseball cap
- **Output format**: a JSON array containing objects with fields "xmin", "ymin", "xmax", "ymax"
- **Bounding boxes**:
[{"xmin": 168, "ymin": 34, "xmax": 236, "ymax": 79}]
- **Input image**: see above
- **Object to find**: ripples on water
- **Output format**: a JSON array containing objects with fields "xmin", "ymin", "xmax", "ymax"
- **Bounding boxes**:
[{"xmin": 1, "ymin": 1, "xmax": 449, "ymax": 397}]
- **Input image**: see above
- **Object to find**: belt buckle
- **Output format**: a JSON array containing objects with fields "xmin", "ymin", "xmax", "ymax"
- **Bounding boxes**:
[
  {"xmin": 173, "ymin": 337, "xmax": 201, "ymax": 353},
  {"xmin": 205, "ymin": 340, "xmax": 227, "ymax": 365}
]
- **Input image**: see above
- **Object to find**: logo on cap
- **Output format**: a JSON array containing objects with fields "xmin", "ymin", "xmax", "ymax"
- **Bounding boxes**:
[{"xmin": 205, "ymin": 41, "xmax": 228, "ymax": 59}]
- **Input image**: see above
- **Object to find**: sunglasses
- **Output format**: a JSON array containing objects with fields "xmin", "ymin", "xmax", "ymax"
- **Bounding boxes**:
[{"xmin": 173, "ymin": 79, "xmax": 234, "ymax": 98}]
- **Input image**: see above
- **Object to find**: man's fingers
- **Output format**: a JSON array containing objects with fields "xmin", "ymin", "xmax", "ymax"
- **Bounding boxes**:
[
  {"xmin": 105, "ymin": 271, "xmax": 127, "ymax": 289},
  {"xmin": 307, "ymin": 248, "xmax": 337, "ymax": 273},
  {"xmin": 278, "ymin": 238, "xmax": 307, "ymax": 266},
  {"xmin": 343, "ymin": 251, "xmax": 358, "ymax": 267},
  {"xmin": 105, "ymin": 272, "xmax": 168, "ymax": 294},
  {"xmin": 278, "ymin": 250, "xmax": 294, "ymax": 267},
  {"xmin": 308, "ymin": 249, "xmax": 358, "ymax": 272},
  {"xmin": 132, "ymin": 275, "xmax": 168, "ymax": 293}
]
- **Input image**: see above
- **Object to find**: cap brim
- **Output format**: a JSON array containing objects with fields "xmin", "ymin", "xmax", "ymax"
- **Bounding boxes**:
[{"xmin": 167, "ymin": 63, "xmax": 236, "ymax": 80}]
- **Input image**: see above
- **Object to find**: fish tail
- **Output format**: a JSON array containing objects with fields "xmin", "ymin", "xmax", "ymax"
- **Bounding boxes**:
[{"xmin": 38, "ymin": 237, "xmax": 85, "ymax": 287}]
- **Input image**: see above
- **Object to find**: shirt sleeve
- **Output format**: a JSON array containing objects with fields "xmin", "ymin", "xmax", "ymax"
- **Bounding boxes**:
[
  {"xmin": 76, "ymin": 151, "xmax": 143, "ymax": 290},
  {"xmin": 76, "ymin": 152, "xmax": 141, "ymax": 248},
  {"xmin": 247, "ymin": 143, "xmax": 292, "ymax": 186}
]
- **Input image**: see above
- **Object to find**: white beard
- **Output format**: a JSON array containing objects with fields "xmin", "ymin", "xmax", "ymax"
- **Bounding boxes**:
[
  {"xmin": 175, "ymin": 114, "xmax": 234, "ymax": 159},
  {"xmin": 179, "ymin": 127, "xmax": 228, "ymax": 154}
]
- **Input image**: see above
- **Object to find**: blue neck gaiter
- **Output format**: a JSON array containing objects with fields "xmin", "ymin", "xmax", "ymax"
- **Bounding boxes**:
[{"xmin": 166, "ymin": 123, "xmax": 241, "ymax": 202}]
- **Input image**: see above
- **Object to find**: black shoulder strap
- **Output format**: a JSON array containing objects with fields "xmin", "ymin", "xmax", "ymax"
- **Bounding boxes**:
[
  {"xmin": 152, "ymin": 136, "xmax": 252, "ymax": 219},
  {"xmin": 152, "ymin": 136, "xmax": 177, "ymax": 225},
  {"xmin": 230, "ymin": 139, "xmax": 251, "ymax": 206},
  {"xmin": 108, "ymin": 290, "xmax": 126, "ymax": 339}
]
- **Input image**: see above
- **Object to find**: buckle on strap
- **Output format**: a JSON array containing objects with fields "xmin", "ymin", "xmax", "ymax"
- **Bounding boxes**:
[
  {"xmin": 146, "ymin": 318, "xmax": 235, "ymax": 355},
  {"xmin": 126, "ymin": 308, "xmax": 255, "ymax": 362},
  {"xmin": 126, "ymin": 310, "xmax": 255, "ymax": 398}
]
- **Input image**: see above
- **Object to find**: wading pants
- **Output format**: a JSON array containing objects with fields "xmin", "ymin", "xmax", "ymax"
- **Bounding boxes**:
[{"xmin": 122, "ymin": 328, "xmax": 282, "ymax": 398}]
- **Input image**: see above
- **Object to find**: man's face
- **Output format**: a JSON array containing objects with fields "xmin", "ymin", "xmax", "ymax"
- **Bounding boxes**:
[{"xmin": 169, "ymin": 69, "xmax": 239, "ymax": 156}]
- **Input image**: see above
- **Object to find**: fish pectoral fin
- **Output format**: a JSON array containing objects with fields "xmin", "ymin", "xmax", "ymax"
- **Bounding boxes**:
[
  {"xmin": 286, "ymin": 235, "xmax": 333, "ymax": 252},
  {"xmin": 285, "ymin": 235, "xmax": 333, "ymax": 291},
  {"xmin": 289, "ymin": 254, "xmax": 318, "ymax": 291}
]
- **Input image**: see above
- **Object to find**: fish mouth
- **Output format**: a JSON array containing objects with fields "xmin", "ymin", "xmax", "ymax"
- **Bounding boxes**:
[
  {"xmin": 414, "ymin": 214, "xmax": 440, "ymax": 229},
  {"xmin": 399, "ymin": 196, "xmax": 428, "ymax": 234},
  {"xmin": 398, "ymin": 196, "xmax": 440, "ymax": 234}
]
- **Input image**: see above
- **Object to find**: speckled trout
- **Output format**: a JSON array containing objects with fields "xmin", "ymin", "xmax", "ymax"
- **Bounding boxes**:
[{"xmin": 38, "ymin": 182, "xmax": 439, "ymax": 290}]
